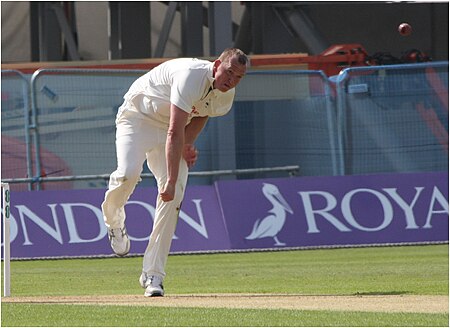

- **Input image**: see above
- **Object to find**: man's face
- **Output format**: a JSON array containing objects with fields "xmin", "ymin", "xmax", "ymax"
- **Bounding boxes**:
[{"xmin": 213, "ymin": 55, "xmax": 247, "ymax": 92}]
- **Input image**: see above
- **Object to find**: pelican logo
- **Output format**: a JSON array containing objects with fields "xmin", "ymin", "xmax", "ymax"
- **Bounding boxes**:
[{"xmin": 245, "ymin": 183, "xmax": 293, "ymax": 246}]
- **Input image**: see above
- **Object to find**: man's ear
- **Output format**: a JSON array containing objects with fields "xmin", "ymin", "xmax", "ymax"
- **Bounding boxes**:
[{"xmin": 213, "ymin": 59, "xmax": 221, "ymax": 76}]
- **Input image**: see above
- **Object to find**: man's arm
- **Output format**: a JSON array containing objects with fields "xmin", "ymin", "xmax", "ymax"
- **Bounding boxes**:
[
  {"xmin": 160, "ymin": 104, "xmax": 189, "ymax": 202},
  {"xmin": 183, "ymin": 116, "xmax": 208, "ymax": 168},
  {"xmin": 185, "ymin": 116, "xmax": 209, "ymax": 144}
]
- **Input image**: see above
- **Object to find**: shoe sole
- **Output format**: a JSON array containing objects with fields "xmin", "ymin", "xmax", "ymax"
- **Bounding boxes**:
[
  {"xmin": 144, "ymin": 291, "xmax": 164, "ymax": 297},
  {"xmin": 108, "ymin": 227, "xmax": 131, "ymax": 256},
  {"xmin": 111, "ymin": 239, "xmax": 130, "ymax": 257}
]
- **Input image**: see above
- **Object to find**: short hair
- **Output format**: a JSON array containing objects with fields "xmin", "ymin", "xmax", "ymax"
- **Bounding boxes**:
[{"xmin": 218, "ymin": 48, "xmax": 249, "ymax": 67}]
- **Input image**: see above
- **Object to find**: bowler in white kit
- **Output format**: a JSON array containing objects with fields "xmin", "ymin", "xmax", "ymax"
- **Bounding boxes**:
[{"xmin": 102, "ymin": 48, "xmax": 248, "ymax": 297}]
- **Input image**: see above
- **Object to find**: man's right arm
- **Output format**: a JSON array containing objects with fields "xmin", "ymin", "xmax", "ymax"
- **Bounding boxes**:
[{"xmin": 160, "ymin": 104, "xmax": 189, "ymax": 202}]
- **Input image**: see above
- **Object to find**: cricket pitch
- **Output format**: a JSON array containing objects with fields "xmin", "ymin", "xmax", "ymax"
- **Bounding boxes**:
[{"xmin": 3, "ymin": 294, "xmax": 448, "ymax": 313}]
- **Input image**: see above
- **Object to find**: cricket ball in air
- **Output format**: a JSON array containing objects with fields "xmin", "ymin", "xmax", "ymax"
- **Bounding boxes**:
[{"xmin": 398, "ymin": 23, "xmax": 412, "ymax": 36}]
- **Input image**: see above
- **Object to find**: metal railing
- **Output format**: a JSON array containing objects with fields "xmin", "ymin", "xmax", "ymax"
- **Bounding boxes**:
[
  {"xmin": 1, "ymin": 165, "xmax": 300, "ymax": 184},
  {"xmin": 1, "ymin": 70, "xmax": 33, "ymax": 190},
  {"xmin": 335, "ymin": 61, "xmax": 448, "ymax": 175},
  {"xmin": 2, "ymin": 62, "xmax": 448, "ymax": 190}
]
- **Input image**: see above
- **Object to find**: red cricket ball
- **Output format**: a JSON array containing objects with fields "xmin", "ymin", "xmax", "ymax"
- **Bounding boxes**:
[{"xmin": 398, "ymin": 23, "xmax": 412, "ymax": 36}]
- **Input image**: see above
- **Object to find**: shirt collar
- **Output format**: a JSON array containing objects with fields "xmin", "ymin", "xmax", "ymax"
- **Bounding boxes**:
[{"xmin": 207, "ymin": 61, "xmax": 215, "ymax": 87}]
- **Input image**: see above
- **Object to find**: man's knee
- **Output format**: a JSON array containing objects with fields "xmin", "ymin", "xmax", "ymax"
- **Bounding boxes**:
[{"xmin": 110, "ymin": 170, "xmax": 141, "ymax": 188}]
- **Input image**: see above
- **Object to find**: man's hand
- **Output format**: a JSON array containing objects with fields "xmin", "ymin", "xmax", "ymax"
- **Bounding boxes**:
[
  {"xmin": 183, "ymin": 144, "xmax": 198, "ymax": 168},
  {"xmin": 160, "ymin": 180, "xmax": 176, "ymax": 202}
]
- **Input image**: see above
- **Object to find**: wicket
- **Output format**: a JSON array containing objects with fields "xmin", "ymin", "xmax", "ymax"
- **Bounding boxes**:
[{"xmin": 2, "ymin": 182, "xmax": 10, "ymax": 297}]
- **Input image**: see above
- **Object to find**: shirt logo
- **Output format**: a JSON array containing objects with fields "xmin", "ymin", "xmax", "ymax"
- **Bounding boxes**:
[{"xmin": 191, "ymin": 106, "xmax": 199, "ymax": 115}]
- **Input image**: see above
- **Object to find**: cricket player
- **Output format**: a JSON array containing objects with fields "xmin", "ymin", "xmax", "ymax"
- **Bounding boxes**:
[{"xmin": 101, "ymin": 48, "xmax": 249, "ymax": 297}]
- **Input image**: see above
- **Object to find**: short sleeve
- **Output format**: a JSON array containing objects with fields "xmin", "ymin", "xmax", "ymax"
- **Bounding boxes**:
[{"xmin": 170, "ymin": 70, "xmax": 205, "ymax": 113}]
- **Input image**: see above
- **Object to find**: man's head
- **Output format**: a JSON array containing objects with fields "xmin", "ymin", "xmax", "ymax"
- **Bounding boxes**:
[{"xmin": 213, "ymin": 48, "xmax": 249, "ymax": 92}]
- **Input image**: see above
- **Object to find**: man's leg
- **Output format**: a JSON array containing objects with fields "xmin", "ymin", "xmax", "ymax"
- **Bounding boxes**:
[
  {"xmin": 140, "ymin": 142, "xmax": 189, "ymax": 295},
  {"xmin": 102, "ymin": 113, "xmax": 148, "ymax": 255}
]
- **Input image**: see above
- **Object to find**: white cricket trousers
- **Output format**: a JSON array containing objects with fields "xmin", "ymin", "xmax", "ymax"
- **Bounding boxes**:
[{"xmin": 101, "ymin": 103, "xmax": 188, "ymax": 278}]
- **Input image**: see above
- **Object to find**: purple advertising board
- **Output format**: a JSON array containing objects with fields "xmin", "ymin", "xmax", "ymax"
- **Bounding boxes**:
[
  {"xmin": 216, "ymin": 172, "xmax": 448, "ymax": 249},
  {"xmin": 1, "ymin": 172, "xmax": 448, "ymax": 259},
  {"xmin": 3, "ymin": 185, "xmax": 229, "ymax": 259}
]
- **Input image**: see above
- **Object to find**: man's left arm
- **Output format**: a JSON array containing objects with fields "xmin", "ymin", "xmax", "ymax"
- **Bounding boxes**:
[{"xmin": 183, "ymin": 116, "xmax": 209, "ymax": 168}]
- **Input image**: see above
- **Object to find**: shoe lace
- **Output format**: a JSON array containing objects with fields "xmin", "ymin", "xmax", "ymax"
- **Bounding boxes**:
[
  {"xmin": 109, "ymin": 227, "xmax": 126, "ymax": 238},
  {"xmin": 150, "ymin": 275, "xmax": 163, "ymax": 288}
]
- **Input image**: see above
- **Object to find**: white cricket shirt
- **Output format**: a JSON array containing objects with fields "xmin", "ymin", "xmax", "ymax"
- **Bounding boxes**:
[{"xmin": 123, "ymin": 58, "xmax": 235, "ymax": 128}]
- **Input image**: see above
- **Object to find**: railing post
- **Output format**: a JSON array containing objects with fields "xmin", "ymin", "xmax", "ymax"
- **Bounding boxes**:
[
  {"xmin": 30, "ymin": 70, "xmax": 44, "ymax": 190},
  {"xmin": 335, "ymin": 69, "xmax": 349, "ymax": 176}
]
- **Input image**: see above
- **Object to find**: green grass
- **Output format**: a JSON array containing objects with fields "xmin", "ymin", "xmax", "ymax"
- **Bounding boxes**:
[
  {"xmin": 1, "ymin": 245, "xmax": 449, "ymax": 326},
  {"xmin": 2, "ymin": 303, "xmax": 448, "ymax": 327}
]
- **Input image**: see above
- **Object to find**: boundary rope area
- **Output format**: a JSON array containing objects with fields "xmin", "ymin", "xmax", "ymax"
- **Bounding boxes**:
[{"xmin": 6, "ymin": 241, "xmax": 448, "ymax": 261}]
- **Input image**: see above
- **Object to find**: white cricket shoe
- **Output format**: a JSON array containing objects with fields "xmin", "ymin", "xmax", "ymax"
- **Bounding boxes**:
[
  {"xmin": 107, "ymin": 227, "xmax": 130, "ymax": 256},
  {"xmin": 139, "ymin": 272, "xmax": 164, "ymax": 297}
]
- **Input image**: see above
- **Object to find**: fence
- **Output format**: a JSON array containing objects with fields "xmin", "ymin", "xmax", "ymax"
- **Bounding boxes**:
[
  {"xmin": 1, "ymin": 62, "xmax": 448, "ymax": 190},
  {"xmin": 1, "ymin": 71, "xmax": 33, "ymax": 190},
  {"xmin": 335, "ymin": 62, "xmax": 449, "ymax": 175},
  {"xmin": 31, "ymin": 69, "xmax": 144, "ymax": 190},
  {"xmin": 233, "ymin": 70, "xmax": 341, "ymax": 177}
]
